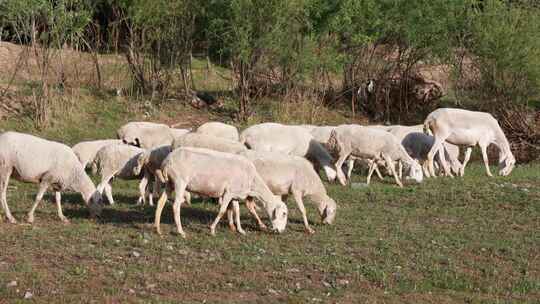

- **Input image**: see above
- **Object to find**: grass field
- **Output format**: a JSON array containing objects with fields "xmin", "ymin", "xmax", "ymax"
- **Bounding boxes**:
[
  {"xmin": 0, "ymin": 56, "xmax": 538, "ymax": 303},
  {"xmin": 0, "ymin": 162, "xmax": 538, "ymax": 303}
]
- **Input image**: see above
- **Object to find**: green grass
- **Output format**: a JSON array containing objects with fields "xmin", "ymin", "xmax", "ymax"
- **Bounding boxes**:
[
  {"xmin": 0, "ymin": 164, "xmax": 538, "ymax": 303},
  {"xmin": 0, "ymin": 50, "xmax": 538, "ymax": 302}
]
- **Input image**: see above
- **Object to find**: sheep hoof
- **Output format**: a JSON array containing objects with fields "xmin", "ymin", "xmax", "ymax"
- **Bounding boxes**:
[
  {"xmin": 228, "ymin": 224, "xmax": 237, "ymax": 233},
  {"xmin": 26, "ymin": 215, "xmax": 34, "ymax": 224},
  {"xmin": 210, "ymin": 227, "xmax": 217, "ymax": 236},
  {"xmin": 61, "ymin": 218, "xmax": 70, "ymax": 224},
  {"xmin": 238, "ymin": 228, "xmax": 246, "ymax": 235},
  {"xmin": 306, "ymin": 227, "xmax": 315, "ymax": 234},
  {"xmin": 258, "ymin": 223, "xmax": 268, "ymax": 231},
  {"xmin": 8, "ymin": 217, "xmax": 18, "ymax": 224}
]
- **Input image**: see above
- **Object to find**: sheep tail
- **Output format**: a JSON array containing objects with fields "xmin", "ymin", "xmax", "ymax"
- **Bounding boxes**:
[
  {"xmin": 157, "ymin": 167, "xmax": 168, "ymax": 183},
  {"xmin": 423, "ymin": 118, "xmax": 433, "ymax": 136}
]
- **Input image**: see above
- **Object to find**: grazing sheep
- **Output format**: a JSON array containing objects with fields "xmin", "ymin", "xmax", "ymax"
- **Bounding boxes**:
[
  {"xmin": 93, "ymin": 143, "xmax": 148, "ymax": 205},
  {"xmin": 424, "ymin": 108, "xmax": 515, "ymax": 177},
  {"xmin": 196, "ymin": 122, "xmax": 240, "ymax": 141},
  {"xmin": 116, "ymin": 122, "xmax": 174, "ymax": 149},
  {"xmin": 133, "ymin": 145, "xmax": 191, "ymax": 206},
  {"xmin": 0, "ymin": 132, "xmax": 102, "ymax": 223},
  {"xmin": 328, "ymin": 125, "xmax": 423, "ymax": 187},
  {"xmin": 172, "ymin": 132, "xmax": 247, "ymax": 154},
  {"xmin": 240, "ymin": 123, "xmax": 338, "ymax": 182},
  {"xmin": 240, "ymin": 150, "xmax": 336, "ymax": 234},
  {"xmin": 401, "ymin": 132, "xmax": 462, "ymax": 177},
  {"xmin": 154, "ymin": 147, "xmax": 289, "ymax": 237},
  {"xmin": 72, "ymin": 139, "xmax": 122, "ymax": 169},
  {"xmin": 308, "ymin": 125, "xmax": 384, "ymax": 181}
]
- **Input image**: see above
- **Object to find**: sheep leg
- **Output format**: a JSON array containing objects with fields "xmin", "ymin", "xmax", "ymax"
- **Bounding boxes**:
[
  {"xmin": 104, "ymin": 182, "xmax": 115, "ymax": 205},
  {"xmin": 154, "ymin": 191, "xmax": 168, "ymax": 236},
  {"xmin": 0, "ymin": 169, "xmax": 16, "ymax": 224},
  {"xmin": 184, "ymin": 191, "xmax": 191, "ymax": 206},
  {"xmin": 293, "ymin": 191, "xmax": 314, "ymax": 234},
  {"xmin": 366, "ymin": 161, "xmax": 377, "ymax": 185},
  {"xmin": 422, "ymin": 162, "xmax": 432, "ymax": 178},
  {"xmin": 335, "ymin": 153, "xmax": 350, "ymax": 186},
  {"xmin": 210, "ymin": 192, "xmax": 233, "ymax": 236},
  {"xmin": 226, "ymin": 199, "xmax": 236, "ymax": 232},
  {"xmin": 346, "ymin": 159, "xmax": 355, "ymax": 180},
  {"xmin": 436, "ymin": 146, "xmax": 453, "ymax": 177},
  {"xmin": 480, "ymin": 143, "xmax": 493, "ymax": 177},
  {"xmin": 54, "ymin": 191, "xmax": 69, "ymax": 224},
  {"xmin": 246, "ymin": 197, "xmax": 267, "ymax": 230},
  {"xmin": 172, "ymin": 195, "xmax": 186, "ymax": 238},
  {"xmin": 427, "ymin": 137, "xmax": 445, "ymax": 177},
  {"xmin": 460, "ymin": 147, "xmax": 472, "ymax": 176},
  {"xmin": 384, "ymin": 155, "xmax": 403, "ymax": 188},
  {"xmin": 27, "ymin": 182, "xmax": 49, "ymax": 223},
  {"xmin": 232, "ymin": 200, "xmax": 245, "ymax": 235},
  {"xmin": 137, "ymin": 173, "xmax": 149, "ymax": 205}
]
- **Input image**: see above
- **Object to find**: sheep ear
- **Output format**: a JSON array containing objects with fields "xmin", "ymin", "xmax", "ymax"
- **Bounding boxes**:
[
  {"xmin": 272, "ymin": 208, "xmax": 277, "ymax": 220},
  {"xmin": 135, "ymin": 138, "xmax": 141, "ymax": 147}
]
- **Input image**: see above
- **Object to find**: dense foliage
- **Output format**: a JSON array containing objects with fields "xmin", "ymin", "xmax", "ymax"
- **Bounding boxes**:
[{"xmin": 0, "ymin": 0, "xmax": 539, "ymax": 122}]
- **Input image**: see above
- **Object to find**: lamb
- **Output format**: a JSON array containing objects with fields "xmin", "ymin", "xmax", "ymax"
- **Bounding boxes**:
[
  {"xmin": 153, "ymin": 147, "xmax": 289, "ymax": 237},
  {"xmin": 196, "ymin": 122, "xmax": 240, "ymax": 141},
  {"xmin": 0, "ymin": 132, "xmax": 102, "ymax": 224},
  {"xmin": 117, "ymin": 122, "xmax": 190, "ymax": 149},
  {"xmin": 424, "ymin": 108, "xmax": 515, "ymax": 177},
  {"xmin": 327, "ymin": 125, "xmax": 423, "ymax": 187},
  {"xmin": 401, "ymin": 132, "xmax": 462, "ymax": 177},
  {"xmin": 240, "ymin": 123, "xmax": 338, "ymax": 182},
  {"xmin": 93, "ymin": 143, "xmax": 148, "ymax": 205},
  {"xmin": 240, "ymin": 150, "xmax": 336, "ymax": 234},
  {"xmin": 72, "ymin": 139, "xmax": 122, "ymax": 169},
  {"xmin": 172, "ymin": 132, "xmax": 247, "ymax": 154}
]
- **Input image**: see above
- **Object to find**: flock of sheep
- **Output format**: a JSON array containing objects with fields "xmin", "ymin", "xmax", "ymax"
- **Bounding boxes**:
[{"xmin": 0, "ymin": 107, "xmax": 516, "ymax": 237}]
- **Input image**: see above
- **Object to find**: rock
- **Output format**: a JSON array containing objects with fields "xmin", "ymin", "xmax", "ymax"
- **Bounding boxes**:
[
  {"xmin": 267, "ymin": 288, "xmax": 279, "ymax": 295},
  {"xmin": 132, "ymin": 251, "xmax": 141, "ymax": 258},
  {"xmin": 337, "ymin": 279, "xmax": 349, "ymax": 286},
  {"xmin": 6, "ymin": 281, "xmax": 17, "ymax": 288},
  {"xmin": 23, "ymin": 291, "xmax": 33, "ymax": 299},
  {"xmin": 128, "ymin": 288, "xmax": 135, "ymax": 294}
]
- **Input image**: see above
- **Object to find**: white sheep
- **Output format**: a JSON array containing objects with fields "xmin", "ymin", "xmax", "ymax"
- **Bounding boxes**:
[
  {"xmin": 0, "ymin": 132, "xmax": 102, "ymax": 223},
  {"xmin": 154, "ymin": 147, "xmax": 289, "ymax": 237},
  {"xmin": 72, "ymin": 139, "xmax": 122, "ymax": 169},
  {"xmin": 196, "ymin": 122, "xmax": 240, "ymax": 141},
  {"xmin": 401, "ymin": 132, "xmax": 462, "ymax": 177},
  {"xmin": 308, "ymin": 125, "xmax": 384, "ymax": 181},
  {"xmin": 117, "ymin": 122, "xmax": 190, "ymax": 149},
  {"xmin": 132, "ymin": 145, "xmax": 191, "ymax": 206},
  {"xmin": 240, "ymin": 150, "xmax": 336, "ymax": 234},
  {"xmin": 240, "ymin": 123, "xmax": 338, "ymax": 182},
  {"xmin": 172, "ymin": 132, "xmax": 247, "ymax": 154},
  {"xmin": 328, "ymin": 125, "xmax": 423, "ymax": 187},
  {"xmin": 93, "ymin": 143, "xmax": 148, "ymax": 205},
  {"xmin": 424, "ymin": 108, "xmax": 515, "ymax": 177}
]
